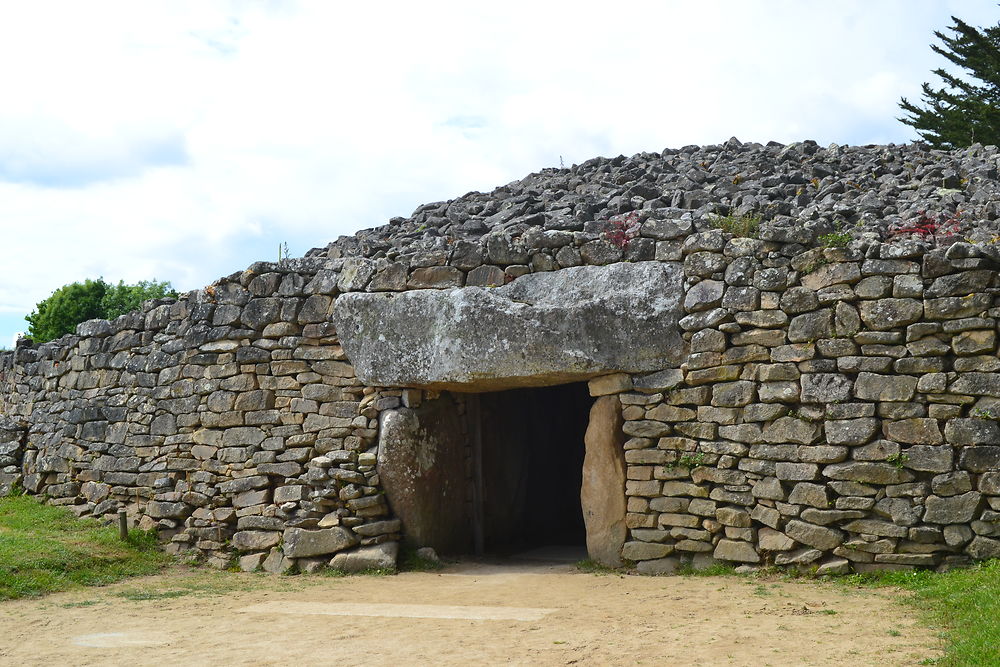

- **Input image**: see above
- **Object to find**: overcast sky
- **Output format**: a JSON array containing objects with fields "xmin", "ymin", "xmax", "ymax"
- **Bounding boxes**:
[{"xmin": 2, "ymin": 0, "xmax": 998, "ymax": 346}]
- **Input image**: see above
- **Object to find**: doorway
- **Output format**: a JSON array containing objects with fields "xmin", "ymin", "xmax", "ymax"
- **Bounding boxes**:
[
  {"xmin": 473, "ymin": 382, "xmax": 593, "ymax": 555},
  {"xmin": 377, "ymin": 381, "xmax": 626, "ymax": 563}
]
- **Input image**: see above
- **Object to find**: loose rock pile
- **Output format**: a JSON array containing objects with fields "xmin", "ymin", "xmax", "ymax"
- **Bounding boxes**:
[
  {"xmin": 2, "ymin": 138, "xmax": 1000, "ymax": 574},
  {"xmin": 307, "ymin": 138, "xmax": 1000, "ymax": 272}
]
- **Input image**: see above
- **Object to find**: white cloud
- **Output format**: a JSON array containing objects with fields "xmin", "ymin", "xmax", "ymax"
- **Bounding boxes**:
[{"xmin": 0, "ymin": 0, "xmax": 998, "ymax": 343}]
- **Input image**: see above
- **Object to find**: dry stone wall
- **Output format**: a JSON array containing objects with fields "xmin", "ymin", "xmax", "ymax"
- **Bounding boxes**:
[
  {"xmin": 601, "ymin": 234, "xmax": 1000, "ymax": 574},
  {"xmin": 3, "ymin": 139, "xmax": 1000, "ymax": 575},
  {"xmin": 0, "ymin": 259, "xmax": 403, "ymax": 574}
]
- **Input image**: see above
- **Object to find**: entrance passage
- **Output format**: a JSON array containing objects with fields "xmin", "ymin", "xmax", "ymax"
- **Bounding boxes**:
[
  {"xmin": 377, "ymin": 380, "xmax": 627, "ymax": 564},
  {"xmin": 475, "ymin": 383, "xmax": 593, "ymax": 555}
]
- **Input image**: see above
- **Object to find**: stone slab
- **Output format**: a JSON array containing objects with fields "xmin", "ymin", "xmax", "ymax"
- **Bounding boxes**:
[{"xmin": 332, "ymin": 261, "xmax": 686, "ymax": 391}]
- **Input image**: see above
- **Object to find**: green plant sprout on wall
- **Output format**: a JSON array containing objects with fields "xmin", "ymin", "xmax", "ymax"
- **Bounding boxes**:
[{"xmin": 710, "ymin": 213, "xmax": 760, "ymax": 238}]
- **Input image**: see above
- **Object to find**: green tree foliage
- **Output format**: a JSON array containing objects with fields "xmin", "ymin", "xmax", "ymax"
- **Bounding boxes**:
[
  {"xmin": 25, "ymin": 278, "xmax": 178, "ymax": 343},
  {"xmin": 25, "ymin": 279, "xmax": 107, "ymax": 343},
  {"xmin": 899, "ymin": 15, "xmax": 1000, "ymax": 149},
  {"xmin": 100, "ymin": 279, "xmax": 178, "ymax": 320}
]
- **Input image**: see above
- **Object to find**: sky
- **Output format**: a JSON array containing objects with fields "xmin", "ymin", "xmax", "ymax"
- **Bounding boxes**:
[{"xmin": 1, "ymin": 0, "xmax": 998, "ymax": 347}]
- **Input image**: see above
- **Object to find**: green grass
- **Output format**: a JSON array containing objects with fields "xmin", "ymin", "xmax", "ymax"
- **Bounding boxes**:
[
  {"xmin": 0, "ymin": 495, "xmax": 170, "ymax": 600},
  {"xmin": 710, "ymin": 213, "xmax": 761, "ymax": 238},
  {"xmin": 676, "ymin": 562, "xmax": 738, "ymax": 577},
  {"xmin": 398, "ymin": 545, "xmax": 443, "ymax": 572},
  {"xmin": 843, "ymin": 561, "xmax": 1000, "ymax": 666},
  {"xmin": 576, "ymin": 558, "xmax": 627, "ymax": 575},
  {"xmin": 818, "ymin": 230, "xmax": 851, "ymax": 247},
  {"xmin": 671, "ymin": 557, "xmax": 1000, "ymax": 664}
]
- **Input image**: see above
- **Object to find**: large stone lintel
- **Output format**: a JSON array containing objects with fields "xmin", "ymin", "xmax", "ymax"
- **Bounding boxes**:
[{"xmin": 332, "ymin": 261, "xmax": 686, "ymax": 391}]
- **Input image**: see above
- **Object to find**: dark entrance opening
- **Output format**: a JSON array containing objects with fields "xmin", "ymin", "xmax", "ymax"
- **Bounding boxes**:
[{"xmin": 472, "ymin": 382, "xmax": 593, "ymax": 556}]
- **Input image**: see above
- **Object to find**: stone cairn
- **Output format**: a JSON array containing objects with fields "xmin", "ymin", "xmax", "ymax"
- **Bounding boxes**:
[{"xmin": 2, "ymin": 137, "xmax": 1000, "ymax": 574}]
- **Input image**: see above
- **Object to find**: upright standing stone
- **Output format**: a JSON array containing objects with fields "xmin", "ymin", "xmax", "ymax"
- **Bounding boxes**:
[{"xmin": 581, "ymin": 395, "xmax": 627, "ymax": 567}]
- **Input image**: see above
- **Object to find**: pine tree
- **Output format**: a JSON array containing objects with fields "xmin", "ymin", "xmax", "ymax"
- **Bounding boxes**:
[{"xmin": 899, "ymin": 15, "xmax": 1000, "ymax": 149}]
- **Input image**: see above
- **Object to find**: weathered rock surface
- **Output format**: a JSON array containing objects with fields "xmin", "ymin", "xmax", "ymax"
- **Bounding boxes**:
[
  {"xmin": 333, "ymin": 262, "xmax": 687, "ymax": 391},
  {"xmin": 581, "ymin": 396, "xmax": 627, "ymax": 567},
  {"xmin": 329, "ymin": 542, "xmax": 399, "ymax": 572},
  {"xmin": 282, "ymin": 527, "xmax": 358, "ymax": 558},
  {"xmin": 377, "ymin": 398, "xmax": 470, "ymax": 554}
]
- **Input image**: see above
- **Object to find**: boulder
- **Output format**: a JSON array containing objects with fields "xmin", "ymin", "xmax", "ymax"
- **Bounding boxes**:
[
  {"xmin": 330, "ymin": 543, "xmax": 399, "ymax": 572},
  {"xmin": 377, "ymin": 397, "xmax": 471, "ymax": 554},
  {"xmin": 282, "ymin": 527, "xmax": 358, "ymax": 558}
]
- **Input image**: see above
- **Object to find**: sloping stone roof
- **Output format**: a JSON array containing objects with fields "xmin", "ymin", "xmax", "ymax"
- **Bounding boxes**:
[{"xmin": 307, "ymin": 139, "xmax": 1000, "ymax": 263}]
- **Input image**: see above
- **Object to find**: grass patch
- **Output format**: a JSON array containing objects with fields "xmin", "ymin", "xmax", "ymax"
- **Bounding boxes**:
[
  {"xmin": 818, "ymin": 230, "xmax": 851, "ymax": 247},
  {"xmin": 115, "ymin": 588, "xmax": 191, "ymax": 601},
  {"xmin": 398, "ymin": 545, "xmax": 443, "ymax": 572},
  {"xmin": 576, "ymin": 558, "xmax": 626, "ymax": 575},
  {"xmin": 843, "ymin": 560, "xmax": 1000, "ymax": 666},
  {"xmin": 710, "ymin": 213, "xmax": 761, "ymax": 238},
  {"xmin": 673, "ymin": 558, "xmax": 1000, "ymax": 663},
  {"xmin": 677, "ymin": 562, "xmax": 738, "ymax": 577},
  {"xmin": 112, "ymin": 568, "xmax": 311, "ymax": 600},
  {"xmin": 0, "ymin": 495, "xmax": 170, "ymax": 600}
]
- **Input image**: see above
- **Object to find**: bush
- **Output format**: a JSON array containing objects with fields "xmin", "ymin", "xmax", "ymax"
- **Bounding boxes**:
[
  {"xmin": 26, "ymin": 278, "xmax": 178, "ymax": 343},
  {"xmin": 25, "ymin": 279, "xmax": 107, "ymax": 343},
  {"xmin": 101, "ymin": 280, "xmax": 177, "ymax": 320}
]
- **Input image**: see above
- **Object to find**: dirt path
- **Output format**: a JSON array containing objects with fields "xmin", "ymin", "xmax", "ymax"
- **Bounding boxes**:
[{"xmin": 0, "ymin": 560, "xmax": 938, "ymax": 666}]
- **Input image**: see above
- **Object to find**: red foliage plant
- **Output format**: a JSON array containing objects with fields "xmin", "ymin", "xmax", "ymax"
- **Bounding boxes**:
[
  {"xmin": 887, "ymin": 209, "xmax": 962, "ymax": 241},
  {"xmin": 603, "ymin": 211, "xmax": 642, "ymax": 249}
]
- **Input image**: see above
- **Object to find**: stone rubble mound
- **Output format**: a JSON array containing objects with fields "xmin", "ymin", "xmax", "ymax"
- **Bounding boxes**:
[{"xmin": 307, "ymin": 138, "xmax": 1000, "ymax": 266}]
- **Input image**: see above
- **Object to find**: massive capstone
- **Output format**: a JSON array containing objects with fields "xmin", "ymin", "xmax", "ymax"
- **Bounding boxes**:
[{"xmin": 332, "ymin": 261, "xmax": 687, "ymax": 391}]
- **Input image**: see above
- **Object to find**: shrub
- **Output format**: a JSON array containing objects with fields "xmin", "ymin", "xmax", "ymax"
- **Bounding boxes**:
[
  {"xmin": 26, "ymin": 278, "xmax": 178, "ymax": 343},
  {"xmin": 711, "ymin": 213, "xmax": 760, "ymax": 238}
]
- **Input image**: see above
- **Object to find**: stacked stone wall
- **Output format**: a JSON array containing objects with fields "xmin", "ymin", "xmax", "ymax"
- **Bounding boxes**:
[
  {"xmin": 596, "ymin": 233, "xmax": 1000, "ymax": 573},
  {"xmin": 0, "ymin": 258, "xmax": 401, "ymax": 573}
]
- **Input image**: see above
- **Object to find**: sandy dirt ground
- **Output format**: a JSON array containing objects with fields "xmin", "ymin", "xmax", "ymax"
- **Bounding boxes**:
[{"xmin": 0, "ymin": 558, "xmax": 938, "ymax": 666}]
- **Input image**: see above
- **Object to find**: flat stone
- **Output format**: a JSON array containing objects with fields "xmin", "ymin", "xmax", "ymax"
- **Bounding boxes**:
[
  {"xmin": 841, "ymin": 519, "xmax": 908, "ymax": 538},
  {"xmin": 232, "ymin": 530, "xmax": 281, "ymax": 551},
  {"xmin": 816, "ymin": 558, "xmax": 851, "ymax": 575},
  {"xmin": 636, "ymin": 557, "xmax": 681, "ymax": 575},
  {"xmin": 945, "ymin": 419, "xmax": 1000, "ymax": 445},
  {"xmin": 967, "ymin": 536, "xmax": 1000, "ymax": 560},
  {"xmin": 788, "ymin": 309, "xmax": 834, "ymax": 343},
  {"xmin": 684, "ymin": 280, "xmax": 725, "ymax": 312},
  {"xmin": 238, "ymin": 552, "xmax": 267, "ymax": 573},
  {"xmin": 853, "ymin": 372, "xmax": 916, "ymax": 402},
  {"xmin": 859, "ymin": 298, "xmax": 923, "ymax": 330},
  {"xmin": 329, "ymin": 543, "xmax": 399, "ymax": 572},
  {"xmin": 800, "ymin": 263, "xmax": 860, "ymax": 290},
  {"xmin": 282, "ymin": 527, "xmax": 358, "ymax": 558},
  {"xmin": 784, "ymin": 520, "xmax": 844, "ymax": 550},
  {"xmin": 622, "ymin": 541, "xmax": 673, "ymax": 561},
  {"xmin": 800, "ymin": 373, "xmax": 852, "ymax": 404},
  {"xmin": 788, "ymin": 482, "xmax": 830, "ymax": 508},
  {"xmin": 884, "ymin": 419, "xmax": 943, "ymax": 445},
  {"xmin": 332, "ymin": 262, "xmax": 686, "ymax": 391},
  {"xmin": 923, "ymin": 492, "xmax": 983, "ymax": 524},
  {"xmin": 589, "ymin": 374, "xmax": 633, "ymax": 396},
  {"xmin": 758, "ymin": 527, "xmax": 796, "ymax": 551},
  {"xmin": 713, "ymin": 539, "xmax": 760, "ymax": 563},
  {"xmin": 960, "ymin": 446, "xmax": 1000, "ymax": 473},
  {"xmin": 824, "ymin": 419, "xmax": 879, "ymax": 446},
  {"xmin": 905, "ymin": 445, "xmax": 954, "ymax": 473},
  {"xmin": 762, "ymin": 417, "xmax": 821, "ymax": 445},
  {"xmin": 800, "ymin": 509, "xmax": 866, "ymax": 525},
  {"xmin": 823, "ymin": 462, "xmax": 914, "ymax": 485}
]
